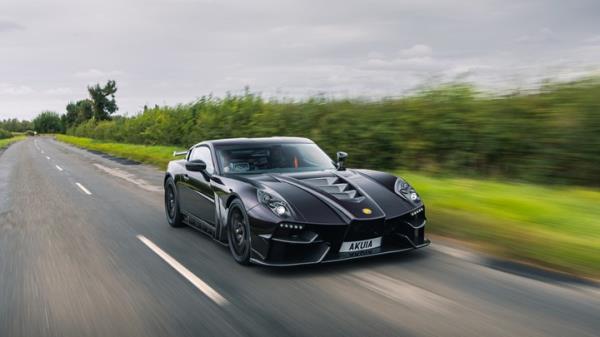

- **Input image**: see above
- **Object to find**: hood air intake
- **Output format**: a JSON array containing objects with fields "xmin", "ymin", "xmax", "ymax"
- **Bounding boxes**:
[{"xmin": 300, "ymin": 177, "xmax": 365, "ymax": 202}]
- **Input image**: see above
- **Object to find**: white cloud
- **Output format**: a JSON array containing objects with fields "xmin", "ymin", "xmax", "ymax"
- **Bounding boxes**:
[
  {"xmin": 44, "ymin": 87, "xmax": 73, "ymax": 95},
  {"xmin": 398, "ymin": 44, "xmax": 433, "ymax": 58},
  {"xmin": 0, "ymin": 84, "xmax": 34, "ymax": 96},
  {"xmin": 515, "ymin": 27, "xmax": 557, "ymax": 43},
  {"xmin": 583, "ymin": 35, "xmax": 600, "ymax": 44},
  {"xmin": 366, "ymin": 56, "xmax": 437, "ymax": 70},
  {"xmin": 74, "ymin": 69, "xmax": 122, "ymax": 79}
]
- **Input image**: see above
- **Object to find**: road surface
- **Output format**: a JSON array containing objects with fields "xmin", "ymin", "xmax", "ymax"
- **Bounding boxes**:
[{"xmin": 0, "ymin": 137, "xmax": 598, "ymax": 337}]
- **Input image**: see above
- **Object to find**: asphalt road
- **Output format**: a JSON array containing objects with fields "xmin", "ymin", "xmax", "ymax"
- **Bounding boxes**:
[{"xmin": 1, "ymin": 137, "xmax": 599, "ymax": 337}]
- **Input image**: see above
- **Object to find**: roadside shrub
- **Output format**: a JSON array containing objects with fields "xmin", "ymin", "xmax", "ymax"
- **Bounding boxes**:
[
  {"xmin": 66, "ymin": 78, "xmax": 600, "ymax": 186},
  {"xmin": 0, "ymin": 129, "xmax": 11, "ymax": 139}
]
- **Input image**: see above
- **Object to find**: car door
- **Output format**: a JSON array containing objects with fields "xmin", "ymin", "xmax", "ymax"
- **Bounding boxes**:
[{"xmin": 180, "ymin": 145, "xmax": 217, "ymax": 225}]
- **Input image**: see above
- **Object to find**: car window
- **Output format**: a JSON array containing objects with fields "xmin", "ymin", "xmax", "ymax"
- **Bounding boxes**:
[
  {"xmin": 189, "ymin": 146, "xmax": 215, "ymax": 174},
  {"xmin": 216, "ymin": 143, "xmax": 335, "ymax": 174}
]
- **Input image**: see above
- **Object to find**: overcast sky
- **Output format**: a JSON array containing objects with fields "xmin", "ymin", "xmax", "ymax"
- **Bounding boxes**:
[{"xmin": 1, "ymin": 0, "xmax": 600, "ymax": 119}]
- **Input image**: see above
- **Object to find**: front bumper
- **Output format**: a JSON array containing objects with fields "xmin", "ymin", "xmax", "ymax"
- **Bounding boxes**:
[
  {"xmin": 249, "ymin": 209, "xmax": 429, "ymax": 266},
  {"xmin": 250, "ymin": 239, "xmax": 430, "ymax": 267}
]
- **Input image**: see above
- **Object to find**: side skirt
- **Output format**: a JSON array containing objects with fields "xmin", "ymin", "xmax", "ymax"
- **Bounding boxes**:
[{"xmin": 182, "ymin": 212, "xmax": 229, "ymax": 247}]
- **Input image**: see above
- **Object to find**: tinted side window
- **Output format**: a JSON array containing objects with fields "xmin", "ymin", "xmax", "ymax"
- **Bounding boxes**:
[{"xmin": 189, "ymin": 146, "xmax": 214, "ymax": 174}]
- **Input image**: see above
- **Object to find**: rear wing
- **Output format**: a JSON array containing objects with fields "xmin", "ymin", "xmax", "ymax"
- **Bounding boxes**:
[{"xmin": 173, "ymin": 151, "xmax": 188, "ymax": 157}]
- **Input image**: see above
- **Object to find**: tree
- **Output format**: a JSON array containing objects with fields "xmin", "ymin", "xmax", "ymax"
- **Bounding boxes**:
[
  {"xmin": 0, "ymin": 118, "xmax": 33, "ymax": 132},
  {"xmin": 88, "ymin": 80, "xmax": 118, "ymax": 120},
  {"xmin": 64, "ymin": 99, "xmax": 94, "ymax": 127},
  {"xmin": 32, "ymin": 111, "xmax": 63, "ymax": 133}
]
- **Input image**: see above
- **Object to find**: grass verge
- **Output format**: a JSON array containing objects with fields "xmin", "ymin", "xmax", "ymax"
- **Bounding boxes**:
[
  {"xmin": 56, "ymin": 135, "xmax": 600, "ymax": 279},
  {"xmin": 0, "ymin": 135, "xmax": 27, "ymax": 150},
  {"xmin": 56, "ymin": 135, "xmax": 183, "ymax": 169},
  {"xmin": 400, "ymin": 172, "xmax": 600, "ymax": 279}
]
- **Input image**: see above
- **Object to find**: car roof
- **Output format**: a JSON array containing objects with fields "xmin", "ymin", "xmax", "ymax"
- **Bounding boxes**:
[{"xmin": 196, "ymin": 137, "xmax": 315, "ymax": 147}]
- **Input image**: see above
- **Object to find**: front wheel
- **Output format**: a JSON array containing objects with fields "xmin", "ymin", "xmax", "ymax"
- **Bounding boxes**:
[
  {"xmin": 227, "ymin": 200, "xmax": 251, "ymax": 265},
  {"xmin": 164, "ymin": 177, "xmax": 184, "ymax": 227}
]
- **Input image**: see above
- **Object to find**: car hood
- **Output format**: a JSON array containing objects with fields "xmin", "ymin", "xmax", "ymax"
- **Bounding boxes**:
[{"xmin": 243, "ymin": 170, "xmax": 419, "ymax": 224}]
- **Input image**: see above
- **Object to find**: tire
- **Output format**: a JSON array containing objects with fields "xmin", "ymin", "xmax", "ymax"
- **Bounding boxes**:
[
  {"xmin": 164, "ymin": 177, "xmax": 184, "ymax": 228},
  {"xmin": 227, "ymin": 199, "xmax": 251, "ymax": 265}
]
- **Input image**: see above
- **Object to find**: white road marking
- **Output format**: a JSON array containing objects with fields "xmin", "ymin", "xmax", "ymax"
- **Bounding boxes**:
[
  {"xmin": 137, "ymin": 235, "xmax": 228, "ymax": 306},
  {"xmin": 55, "ymin": 165, "xmax": 63, "ymax": 171},
  {"xmin": 46, "ymin": 156, "xmax": 50, "ymax": 160},
  {"xmin": 75, "ymin": 182, "xmax": 92, "ymax": 195},
  {"xmin": 94, "ymin": 163, "xmax": 162, "ymax": 192}
]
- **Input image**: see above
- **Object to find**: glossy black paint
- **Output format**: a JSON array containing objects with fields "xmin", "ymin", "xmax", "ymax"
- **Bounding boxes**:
[{"xmin": 165, "ymin": 137, "xmax": 429, "ymax": 266}]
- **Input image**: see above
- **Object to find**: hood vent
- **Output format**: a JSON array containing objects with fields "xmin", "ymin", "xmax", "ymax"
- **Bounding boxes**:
[{"xmin": 300, "ymin": 176, "xmax": 365, "ymax": 202}]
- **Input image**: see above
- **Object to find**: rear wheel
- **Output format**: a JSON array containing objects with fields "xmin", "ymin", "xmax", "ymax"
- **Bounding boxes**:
[
  {"xmin": 227, "ymin": 200, "xmax": 251, "ymax": 265},
  {"xmin": 164, "ymin": 177, "xmax": 184, "ymax": 227}
]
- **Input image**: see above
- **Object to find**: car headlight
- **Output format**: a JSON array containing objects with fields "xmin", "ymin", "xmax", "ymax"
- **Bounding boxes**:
[
  {"xmin": 394, "ymin": 178, "xmax": 420, "ymax": 202},
  {"xmin": 257, "ymin": 190, "xmax": 291, "ymax": 217}
]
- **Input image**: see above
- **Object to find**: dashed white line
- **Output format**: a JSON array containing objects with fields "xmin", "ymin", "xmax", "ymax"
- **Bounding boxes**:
[
  {"xmin": 55, "ymin": 165, "xmax": 63, "ymax": 171},
  {"xmin": 75, "ymin": 182, "xmax": 92, "ymax": 195},
  {"xmin": 137, "ymin": 235, "xmax": 228, "ymax": 306},
  {"xmin": 46, "ymin": 156, "xmax": 50, "ymax": 160}
]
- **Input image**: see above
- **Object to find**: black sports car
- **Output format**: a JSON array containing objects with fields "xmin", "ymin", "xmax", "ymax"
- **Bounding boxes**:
[{"xmin": 164, "ymin": 137, "xmax": 429, "ymax": 266}]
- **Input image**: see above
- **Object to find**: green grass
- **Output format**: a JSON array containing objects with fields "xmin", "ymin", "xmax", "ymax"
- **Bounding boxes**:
[
  {"xmin": 56, "ymin": 135, "xmax": 183, "ymax": 169},
  {"xmin": 399, "ymin": 172, "xmax": 600, "ymax": 278},
  {"xmin": 56, "ymin": 135, "xmax": 600, "ymax": 278},
  {"xmin": 0, "ymin": 135, "xmax": 27, "ymax": 149}
]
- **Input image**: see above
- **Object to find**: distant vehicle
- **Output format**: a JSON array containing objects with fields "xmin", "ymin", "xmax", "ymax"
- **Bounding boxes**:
[{"xmin": 164, "ymin": 137, "xmax": 429, "ymax": 266}]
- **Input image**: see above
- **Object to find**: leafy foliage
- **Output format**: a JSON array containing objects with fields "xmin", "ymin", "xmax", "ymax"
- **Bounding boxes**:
[
  {"xmin": 87, "ymin": 80, "xmax": 118, "ymax": 120},
  {"xmin": 63, "ymin": 99, "xmax": 94, "ymax": 128},
  {"xmin": 32, "ymin": 111, "xmax": 64, "ymax": 134},
  {"xmin": 68, "ymin": 78, "xmax": 600, "ymax": 186},
  {"xmin": 58, "ymin": 80, "xmax": 118, "ymax": 130},
  {"xmin": 0, "ymin": 119, "xmax": 33, "ymax": 132},
  {"xmin": 0, "ymin": 129, "xmax": 12, "ymax": 139}
]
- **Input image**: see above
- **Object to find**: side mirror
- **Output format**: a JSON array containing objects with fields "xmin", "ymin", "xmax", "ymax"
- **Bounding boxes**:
[
  {"xmin": 336, "ymin": 151, "xmax": 348, "ymax": 171},
  {"xmin": 186, "ymin": 159, "xmax": 207, "ymax": 172}
]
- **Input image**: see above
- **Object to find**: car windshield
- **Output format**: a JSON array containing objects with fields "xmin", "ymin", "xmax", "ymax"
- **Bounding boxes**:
[{"xmin": 216, "ymin": 143, "xmax": 336, "ymax": 174}]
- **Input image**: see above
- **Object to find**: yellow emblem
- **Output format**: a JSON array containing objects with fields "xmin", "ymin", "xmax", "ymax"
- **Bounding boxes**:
[{"xmin": 362, "ymin": 208, "xmax": 372, "ymax": 215}]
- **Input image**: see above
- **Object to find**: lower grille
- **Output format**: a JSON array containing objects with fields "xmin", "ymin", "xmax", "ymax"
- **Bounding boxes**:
[
  {"xmin": 343, "ymin": 219, "xmax": 385, "ymax": 242},
  {"xmin": 385, "ymin": 211, "xmax": 426, "ymax": 245}
]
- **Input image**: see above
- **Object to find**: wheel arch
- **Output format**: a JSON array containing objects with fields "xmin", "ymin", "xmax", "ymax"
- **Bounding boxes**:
[
  {"xmin": 215, "ymin": 193, "xmax": 243, "ymax": 243},
  {"xmin": 225, "ymin": 193, "xmax": 242, "ymax": 210},
  {"xmin": 164, "ymin": 172, "xmax": 174, "ymax": 186}
]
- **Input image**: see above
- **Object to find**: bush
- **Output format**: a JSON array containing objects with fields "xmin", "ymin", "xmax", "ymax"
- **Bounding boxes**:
[
  {"xmin": 33, "ymin": 111, "xmax": 63, "ymax": 134},
  {"xmin": 0, "ymin": 129, "xmax": 12, "ymax": 139},
  {"xmin": 67, "ymin": 78, "xmax": 600, "ymax": 186},
  {"xmin": 0, "ymin": 119, "xmax": 32, "ymax": 132}
]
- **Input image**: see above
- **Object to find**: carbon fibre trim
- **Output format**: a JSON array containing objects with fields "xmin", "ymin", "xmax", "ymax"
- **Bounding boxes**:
[{"xmin": 250, "ymin": 245, "xmax": 331, "ymax": 266}]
